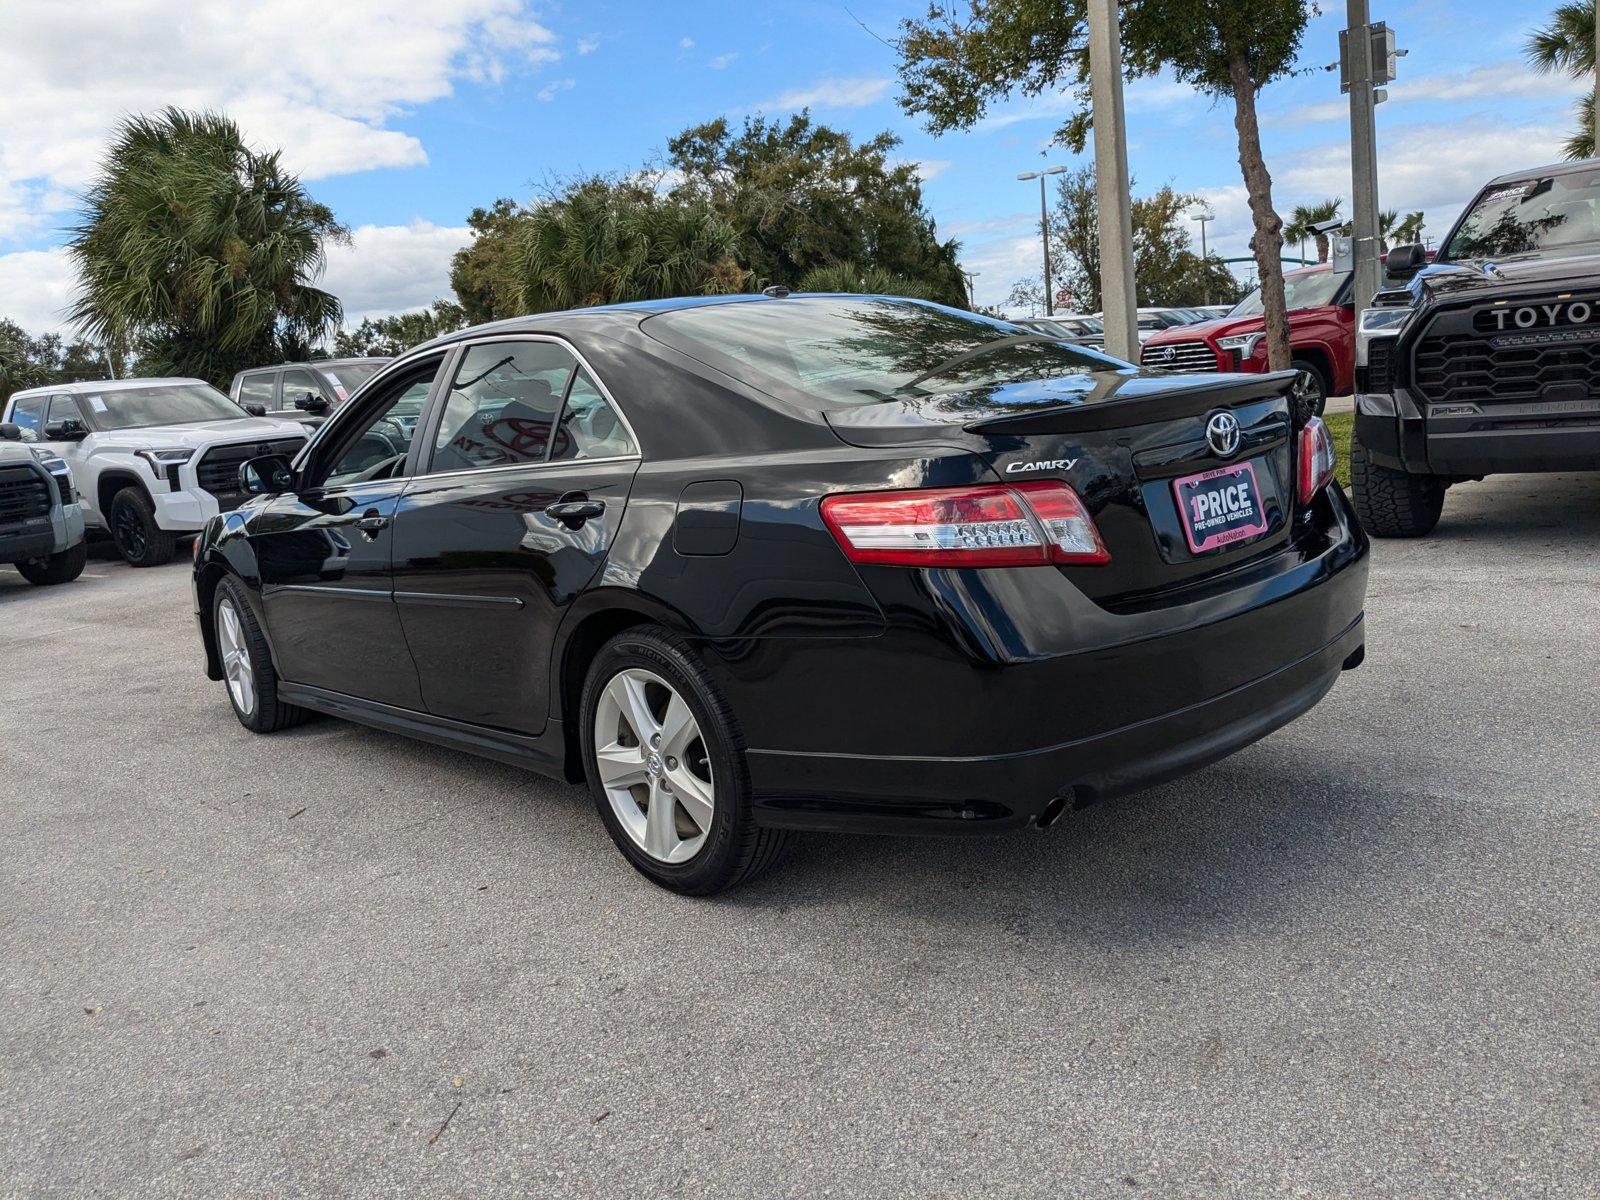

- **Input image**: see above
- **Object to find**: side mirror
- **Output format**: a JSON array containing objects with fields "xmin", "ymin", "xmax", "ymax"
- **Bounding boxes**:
[
  {"xmin": 0, "ymin": 422, "xmax": 21, "ymax": 441},
  {"xmin": 293, "ymin": 392, "xmax": 330, "ymax": 414},
  {"xmin": 1385, "ymin": 242, "xmax": 1426, "ymax": 280},
  {"xmin": 43, "ymin": 418, "xmax": 88, "ymax": 441},
  {"xmin": 239, "ymin": 453, "xmax": 296, "ymax": 496},
  {"xmin": 243, "ymin": 402, "xmax": 267, "ymax": 417}
]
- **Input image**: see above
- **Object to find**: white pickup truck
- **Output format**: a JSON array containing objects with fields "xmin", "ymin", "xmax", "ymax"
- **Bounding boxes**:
[{"xmin": 2, "ymin": 378, "xmax": 309, "ymax": 566}]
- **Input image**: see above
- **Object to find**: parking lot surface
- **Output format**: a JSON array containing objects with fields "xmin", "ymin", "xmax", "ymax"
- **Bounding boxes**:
[{"xmin": 3, "ymin": 474, "xmax": 1597, "ymax": 1198}]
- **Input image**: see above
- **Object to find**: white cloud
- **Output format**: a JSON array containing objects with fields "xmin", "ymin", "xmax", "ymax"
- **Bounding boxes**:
[
  {"xmin": 1269, "ymin": 60, "xmax": 1576, "ymax": 126},
  {"xmin": 0, "ymin": 220, "xmax": 474, "ymax": 335},
  {"xmin": 0, "ymin": 0, "xmax": 561, "ymax": 243},
  {"xmin": 711, "ymin": 53, "xmax": 739, "ymax": 70},
  {"xmin": 577, "ymin": 38, "xmax": 600, "ymax": 55},
  {"xmin": 894, "ymin": 157, "xmax": 954, "ymax": 183},
  {"xmin": 537, "ymin": 78, "xmax": 576, "ymax": 102},
  {"xmin": 756, "ymin": 76, "xmax": 892, "ymax": 111},
  {"xmin": 321, "ymin": 221, "xmax": 473, "ymax": 324},
  {"xmin": 679, "ymin": 37, "xmax": 695, "ymax": 50},
  {"xmin": 0, "ymin": 247, "xmax": 77, "ymax": 334}
]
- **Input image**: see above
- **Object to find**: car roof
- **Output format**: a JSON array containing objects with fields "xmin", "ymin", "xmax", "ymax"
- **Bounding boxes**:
[
  {"xmin": 8, "ymin": 376, "xmax": 208, "ymax": 402},
  {"xmin": 407, "ymin": 292, "xmax": 932, "ymax": 355},
  {"xmin": 1483, "ymin": 157, "xmax": 1600, "ymax": 188},
  {"xmin": 236, "ymin": 357, "xmax": 390, "ymax": 375}
]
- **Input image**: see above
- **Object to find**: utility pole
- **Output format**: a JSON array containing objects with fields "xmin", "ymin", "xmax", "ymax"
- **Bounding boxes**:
[
  {"xmin": 1017, "ymin": 166, "xmax": 1067, "ymax": 315},
  {"xmin": 961, "ymin": 269, "xmax": 980, "ymax": 307},
  {"xmin": 1344, "ymin": 0, "xmax": 1383, "ymax": 310},
  {"xmin": 1087, "ymin": 0, "xmax": 1138, "ymax": 361}
]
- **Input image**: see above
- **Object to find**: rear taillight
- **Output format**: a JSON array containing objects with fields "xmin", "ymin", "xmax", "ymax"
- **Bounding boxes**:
[
  {"xmin": 820, "ymin": 481, "xmax": 1109, "ymax": 568},
  {"xmin": 1297, "ymin": 416, "xmax": 1336, "ymax": 504}
]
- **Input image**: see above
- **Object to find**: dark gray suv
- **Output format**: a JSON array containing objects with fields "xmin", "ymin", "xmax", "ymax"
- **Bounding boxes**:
[{"xmin": 229, "ymin": 358, "xmax": 389, "ymax": 425}]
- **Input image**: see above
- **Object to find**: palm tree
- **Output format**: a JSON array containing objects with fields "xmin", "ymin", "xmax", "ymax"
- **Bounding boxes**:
[
  {"xmin": 1284, "ymin": 199, "xmax": 1343, "ymax": 264},
  {"xmin": 1391, "ymin": 211, "xmax": 1426, "ymax": 249},
  {"xmin": 1527, "ymin": 3, "xmax": 1597, "ymax": 159},
  {"xmin": 511, "ymin": 183, "xmax": 747, "ymax": 312},
  {"xmin": 70, "ymin": 109, "xmax": 345, "ymax": 386},
  {"xmin": 796, "ymin": 262, "xmax": 938, "ymax": 299}
]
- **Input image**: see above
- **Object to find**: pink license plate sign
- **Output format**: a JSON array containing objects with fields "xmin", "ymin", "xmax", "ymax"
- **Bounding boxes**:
[{"xmin": 1173, "ymin": 460, "xmax": 1270, "ymax": 554}]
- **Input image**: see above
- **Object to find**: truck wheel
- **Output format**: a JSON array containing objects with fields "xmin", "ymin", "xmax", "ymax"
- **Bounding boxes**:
[
  {"xmin": 109, "ymin": 487, "xmax": 176, "ymax": 567},
  {"xmin": 214, "ymin": 576, "xmax": 311, "ymax": 733},
  {"xmin": 1351, "ymin": 430, "xmax": 1444, "ymax": 537},
  {"xmin": 15, "ymin": 541, "xmax": 88, "ymax": 586},
  {"xmin": 1290, "ymin": 359, "xmax": 1328, "ymax": 419},
  {"xmin": 581, "ymin": 625, "xmax": 791, "ymax": 895}
]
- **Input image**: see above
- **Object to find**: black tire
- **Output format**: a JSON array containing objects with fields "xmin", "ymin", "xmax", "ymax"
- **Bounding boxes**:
[
  {"xmin": 580, "ymin": 625, "xmax": 791, "ymax": 895},
  {"xmin": 213, "ymin": 576, "xmax": 311, "ymax": 733},
  {"xmin": 15, "ymin": 540, "xmax": 88, "ymax": 586},
  {"xmin": 1350, "ymin": 429, "xmax": 1445, "ymax": 537},
  {"xmin": 1290, "ymin": 358, "xmax": 1329, "ymax": 420},
  {"xmin": 109, "ymin": 486, "xmax": 176, "ymax": 567}
]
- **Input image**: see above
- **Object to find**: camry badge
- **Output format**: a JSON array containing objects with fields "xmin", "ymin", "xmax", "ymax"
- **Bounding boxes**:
[{"xmin": 1205, "ymin": 412, "xmax": 1242, "ymax": 458}]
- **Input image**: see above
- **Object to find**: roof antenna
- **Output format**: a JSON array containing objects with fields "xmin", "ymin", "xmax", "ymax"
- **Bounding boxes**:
[{"xmin": 761, "ymin": 285, "xmax": 791, "ymax": 299}]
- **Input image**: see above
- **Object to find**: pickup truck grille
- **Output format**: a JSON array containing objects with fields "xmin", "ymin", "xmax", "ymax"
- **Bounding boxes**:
[
  {"xmin": 1140, "ymin": 341, "xmax": 1220, "ymax": 371},
  {"xmin": 0, "ymin": 466, "xmax": 53, "ymax": 525},
  {"xmin": 1413, "ymin": 327, "xmax": 1600, "ymax": 406},
  {"xmin": 195, "ymin": 438, "xmax": 306, "ymax": 509}
]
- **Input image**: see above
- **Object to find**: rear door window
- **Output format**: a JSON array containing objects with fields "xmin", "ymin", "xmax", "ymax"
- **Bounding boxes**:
[
  {"xmin": 548, "ymin": 368, "xmax": 637, "ymax": 462},
  {"xmin": 236, "ymin": 371, "xmax": 278, "ymax": 410}
]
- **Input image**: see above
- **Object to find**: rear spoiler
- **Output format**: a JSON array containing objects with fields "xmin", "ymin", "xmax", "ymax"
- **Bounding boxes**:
[{"xmin": 963, "ymin": 370, "xmax": 1299, "ymax": 435}]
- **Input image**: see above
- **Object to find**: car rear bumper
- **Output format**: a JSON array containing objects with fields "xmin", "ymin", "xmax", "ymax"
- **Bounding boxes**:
[
  {"xmin": 717, "ymin": 487, "xmax": 1370, "ymax": 833},
  {"xmin": 746, "ymin": 611, "xmax": 1364, "ymax": 833}
]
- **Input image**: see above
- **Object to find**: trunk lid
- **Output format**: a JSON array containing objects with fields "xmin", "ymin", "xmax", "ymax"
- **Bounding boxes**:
[{"xmin": 825, "ymin": 368, "xmax": 1302, "ymax": 607}]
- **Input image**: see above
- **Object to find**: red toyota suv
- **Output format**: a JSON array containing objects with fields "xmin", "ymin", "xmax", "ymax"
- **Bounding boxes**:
[{"xmin": 1140, "ymin": 263, "xmax": 1354, "ymax": 416}]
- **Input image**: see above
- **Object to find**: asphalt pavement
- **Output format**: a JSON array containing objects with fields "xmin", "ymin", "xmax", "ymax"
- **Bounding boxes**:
[{"xmin": 2, "ymin": 474, "xmax": 1596, "ymax": 1197}]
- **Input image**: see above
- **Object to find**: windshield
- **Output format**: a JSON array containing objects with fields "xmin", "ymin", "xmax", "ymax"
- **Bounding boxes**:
[
  {"xmin": 319, "ymin": 361, "xmax": 386, "ymax": 393},
  {"xmin": 1444, "ymin": 170, "xmax": 1600, "ymax": 261},
  {"xmin": 82, "ymin": 383, "xmax": 245, "ymax": 430},
  {"xmin": 1230, "ymin": 270, "xmax": 1349, "ymax": 317},
  {"xmin": 643, "ymin": 298, "xmax": 1120, "ymax": 407}
]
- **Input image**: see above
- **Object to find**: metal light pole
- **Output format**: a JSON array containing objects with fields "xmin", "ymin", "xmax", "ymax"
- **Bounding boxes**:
[
  {"xmin": 1345, "ymin": 0, "xmax": 1383, "ymax": 310},
  {"xmin": 962, "ymin": 269, "xmax": 980, "ymax": 307},
  {"xmin": 1087, "ymin": 0, "xmax": 1138, "ymax": 361},
  {"xmin": 1017, "ymin": 165, "xmax": 1068, "ymax": 315},
  {"xmin": 1190, "ymin": 211, "xmax": 1213, "ymax": 305}
]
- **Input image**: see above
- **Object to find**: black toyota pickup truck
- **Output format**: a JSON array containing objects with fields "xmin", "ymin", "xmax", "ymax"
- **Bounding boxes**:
[{"xmin": 1352, "ymin": 159, "xmax": 1600, "ymax": 536}]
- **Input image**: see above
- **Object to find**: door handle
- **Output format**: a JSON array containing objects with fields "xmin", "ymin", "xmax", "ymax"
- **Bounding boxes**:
[
  {"xmin": 354, "ymin": 510, "xmax": 390, "ymax": 538},
  {"xmin": 545, "ymin": 494, "xmax": 606, "ymax": 528}
]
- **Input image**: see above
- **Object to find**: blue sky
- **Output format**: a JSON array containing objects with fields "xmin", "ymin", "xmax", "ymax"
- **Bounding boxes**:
[{"xmin": 0, "ymin": 0, "xmax": 1582, "ymax": 329}]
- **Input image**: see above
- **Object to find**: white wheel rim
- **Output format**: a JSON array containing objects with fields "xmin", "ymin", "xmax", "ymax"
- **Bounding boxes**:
[
  {"xmin": 593, "ymin": 668, "xmax": 714, "ymax": 864},
  {"xmin": 217, "ymin": 597, "xmax": 256, "ymax": 717}
]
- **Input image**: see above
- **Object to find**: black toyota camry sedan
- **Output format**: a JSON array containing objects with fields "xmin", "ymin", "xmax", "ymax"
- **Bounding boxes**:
[{"xmin": 192, "ymin": 293, "xmax": 1369, "ymax": 894}]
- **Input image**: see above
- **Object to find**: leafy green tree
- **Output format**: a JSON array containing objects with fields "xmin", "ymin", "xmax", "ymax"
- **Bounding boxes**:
[
  {"xmin": 895, "ymin": 0, "xmax": 1315, "ymax": 371},
  {"xmin": 1527, "ymin": 3, "xmax": 1596, "ymax": 158},
  {"xmin": 450, "ymin": 199, "xmax": 530, "ymax": 324},
  {"xmin": 332, "ymin": 300, "xmax": 467, "ymax": 357},
  {"xmin": 1027, "ymin": 167, "xmax": 1243, "ymax": 311},
  {"xmin": 666, "ymin": 113, "xmax": 968, "ymax": 305},
  {"xmin": 1285, "ymin": 198, "xmax": 1343, "ymax": 263},
  {"xmin": 1, "ymin": 319, "xmax": 134, "ymax": 400},
  {"xmin": 68, "ymin": 108, "xmax": 346, "ymax": 387},
  {"xmin": 508, "ymin": 179, "xmax": 747, "ymax": 313}
]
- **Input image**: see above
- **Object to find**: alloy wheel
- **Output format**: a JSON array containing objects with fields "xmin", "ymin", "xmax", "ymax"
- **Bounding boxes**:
[
  {"xmin": 593, "ymin": 668, "xmax": 714, "ymax": 864},
  {"xmin": 1294, "ymin": 369, "xmax": 1326, "ymax": 416},
  {"xmin": 113, "ymin": 502, "xmax": 147, "ymax": 559},
  {"xmin": 217, "ymin": 597, "xmax": 256, "ymax": 717}
]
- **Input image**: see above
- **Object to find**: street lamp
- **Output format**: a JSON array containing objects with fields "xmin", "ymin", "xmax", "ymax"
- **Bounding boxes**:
[
  {"xmin": 1189, "ymin": 209, "xmax": 1213, "ymax": 304},
  {"xmin": 1018, "ymin": 165, "xmax": 1069, "ymax": 316}
]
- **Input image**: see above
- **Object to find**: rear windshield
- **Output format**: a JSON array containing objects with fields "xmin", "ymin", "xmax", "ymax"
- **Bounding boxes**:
[
  {"xmin": 1230, "ymin": 270, "xmax": 1349, "ymax": 317},
  {"xmin": 643, "ymin": 298, "xmax": 1119, "ymax": 407},
  {"xmin": 1444, "ymin": 170, "xmax": 1600, "ymax": 261},
  {"xmin": 81, "ymin": 383, "xmax": 244, "ymax": 430},
  {"xmin": 319, "ymin": 361, "xmax": 386, "ymax": 393}
]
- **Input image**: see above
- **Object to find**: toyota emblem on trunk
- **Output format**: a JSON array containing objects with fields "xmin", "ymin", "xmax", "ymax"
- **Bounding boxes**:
[{"xmin": 1205, "ymin": 412, "xmax": 1242, "ymax": 457}]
